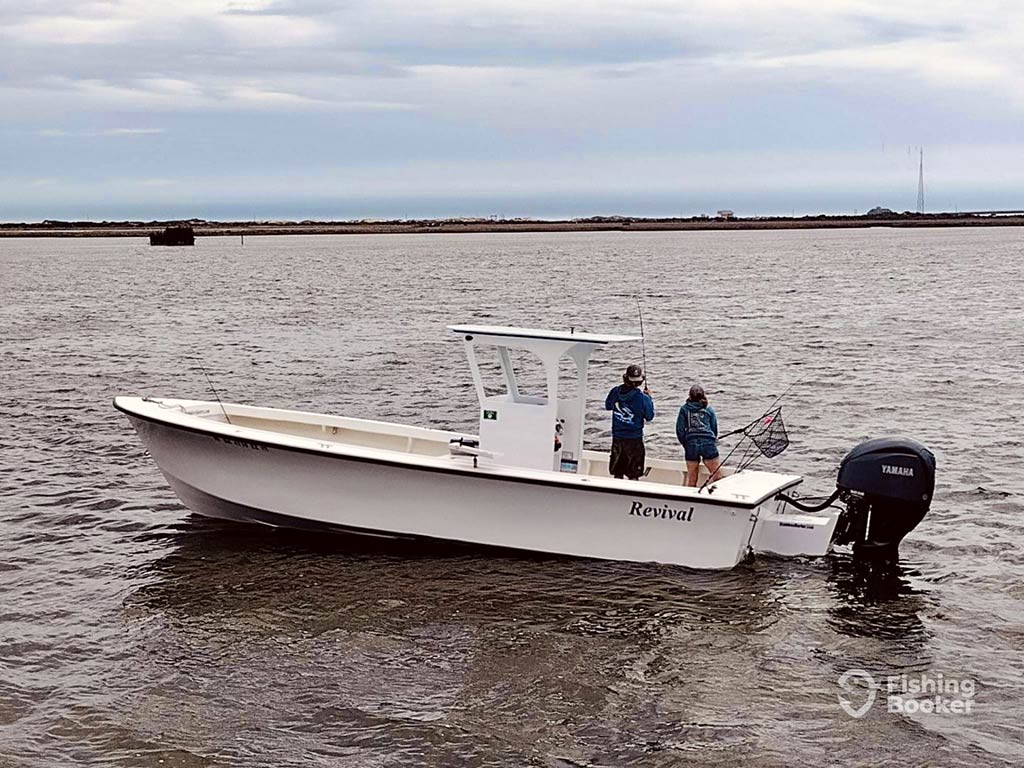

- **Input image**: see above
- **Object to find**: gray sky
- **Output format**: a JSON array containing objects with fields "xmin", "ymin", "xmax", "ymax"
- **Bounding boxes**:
[{"xmin": 1, "ymin": 0, "xmax": 1022, "ymax": 220}]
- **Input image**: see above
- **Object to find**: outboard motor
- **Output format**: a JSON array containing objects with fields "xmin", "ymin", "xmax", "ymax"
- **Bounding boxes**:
[{"xmin": 830, "ymin": 437, "xmax": 936, "ymax": 557}]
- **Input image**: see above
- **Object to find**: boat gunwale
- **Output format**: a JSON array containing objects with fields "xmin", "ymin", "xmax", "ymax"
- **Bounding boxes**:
[{"xmin": 114, "ymin": 396, "xmax": 802, "ymax": 509}]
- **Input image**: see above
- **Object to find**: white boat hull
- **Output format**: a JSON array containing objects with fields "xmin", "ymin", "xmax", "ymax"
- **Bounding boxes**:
[{"xmin": 116, "ymin": 397, "xmax": 835, "ymax": 569}]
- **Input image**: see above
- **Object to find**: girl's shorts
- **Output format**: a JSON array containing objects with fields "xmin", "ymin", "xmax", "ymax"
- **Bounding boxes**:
[{"xmin": 685, "ymin": 439, "xmax": 719, "ymax": 462}]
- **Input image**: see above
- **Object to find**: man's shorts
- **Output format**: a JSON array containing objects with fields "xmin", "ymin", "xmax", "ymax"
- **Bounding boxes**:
[
  {"xmin": 609, "ymin": 437, "xmax": 646, "ymax": 480},
  {"xmin": 684, "ymin": 438, "xmax": 719, "ymax": 462}
]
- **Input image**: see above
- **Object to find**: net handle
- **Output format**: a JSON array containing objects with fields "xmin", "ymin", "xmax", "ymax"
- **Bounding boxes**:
[{"xmin": 698, "ymin": 406, "xmax": 787, "ymax": 492}]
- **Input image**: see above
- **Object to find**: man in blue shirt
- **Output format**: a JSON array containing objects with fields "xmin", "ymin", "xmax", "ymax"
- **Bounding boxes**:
[{"xmin": 604, "ymin": 364, "xmax": 655, "ymax": 480}]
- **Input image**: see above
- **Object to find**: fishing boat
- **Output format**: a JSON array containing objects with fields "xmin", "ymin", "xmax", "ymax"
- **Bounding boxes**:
[{"xmin": 114, "ymin": 325, "xmax": 936, "ymax": 569}]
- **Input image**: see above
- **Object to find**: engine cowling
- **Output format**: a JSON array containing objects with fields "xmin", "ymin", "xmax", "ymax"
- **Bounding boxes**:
[{"xmin": 831, "ymin": 437, "xmax": 936, "ymax": 557}]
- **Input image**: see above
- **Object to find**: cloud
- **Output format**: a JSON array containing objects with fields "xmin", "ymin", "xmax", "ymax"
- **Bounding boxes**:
[
  {"xmin": 747, "ymin": 38, "xmax": 1009, "ymax": 89},
  {"xmin": 218, "ymin": 13, "xmax": 333, "ymax": 47},
  {"xmin": 38, "ymin": 126, "xmax": 166, "ymax": 137},
  {"xmin": 6, "ymin": 15, "xmax": 135, "ymax": 44},
  {"xmin": 223, "ymin": 0, "xmax": 341, "ymax": 15},
  {"xmin": 1, "ymin": 1, "xmax": 1020, "ymax": 99},
  {"xmin": 10, "ymin": 75, "xmax": 414, "ymax": 114},
  {"xmin": 7, "ymin": 142, "xmax": 1017, "ymax": 198},
  {"xmin": 2, "ymin": 1, "xmax": 1024, "ymax": 217},
  {"xmin": 104, "ymin": 127, "xmax": 165, "ymax": 135}
]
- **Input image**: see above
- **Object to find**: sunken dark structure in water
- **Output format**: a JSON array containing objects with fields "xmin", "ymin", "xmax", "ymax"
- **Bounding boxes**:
[{"xmin": 150, "ymin": 226, "xmax": 195, "ymax": 246}]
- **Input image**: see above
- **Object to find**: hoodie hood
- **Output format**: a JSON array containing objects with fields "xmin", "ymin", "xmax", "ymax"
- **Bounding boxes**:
[
  {"xmin": 616, "ymin": 385, "xmax": 646, "ymax": 407},
  {"xmin": 676, "ymin": 400, "xmax": 717, "ymax": 443}
]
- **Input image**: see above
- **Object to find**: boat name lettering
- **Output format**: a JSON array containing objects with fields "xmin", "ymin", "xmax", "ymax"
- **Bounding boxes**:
[
  {"xmin": 882, "ymin": 464, "xmax": 914, "ymax": 477},
  {"xmin": 213, "ymin": 435, "xmax": 268, "ymax": 451},
  {"xmin": 629, "ymin": 501, "xmax": 693, "ymax": 522},
  {"xmin": 779, "ymin": 521, "xmax": 815, "ymax": 529}
]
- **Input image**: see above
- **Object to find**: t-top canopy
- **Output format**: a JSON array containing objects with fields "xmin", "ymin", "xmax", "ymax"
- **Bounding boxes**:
[
  {"xmin": 448, "ymin": 325, "xmax": 640, "ymax": 344},
  {"xmin": 450, "ymin": 324, "xmax": 639, "ymax": 472}
]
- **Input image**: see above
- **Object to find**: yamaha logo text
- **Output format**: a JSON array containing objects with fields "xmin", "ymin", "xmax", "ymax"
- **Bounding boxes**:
[{"xmin": 882, "ymin": 465, "xmax": 914, "ymax": 477}]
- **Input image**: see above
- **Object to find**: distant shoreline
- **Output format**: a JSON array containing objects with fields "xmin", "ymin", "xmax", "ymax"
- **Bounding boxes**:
[{"xmin": 2, "ymin": 213, "xmax": 1023, "ymax": 237}]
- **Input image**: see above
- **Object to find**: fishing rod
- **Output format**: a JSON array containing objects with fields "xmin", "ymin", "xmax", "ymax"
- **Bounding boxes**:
[
  {"xmin": 760, "ymin": 378, "xmax": 801, "ymax": 417},
  {"xmin": 195, "ymin": 358, "xmax": 233, "ymax": 425},
  {"xmin": 719, "ymin": 378, "xmax": 801, "ymax": 439},
  {"xmin": 634, "ymin": 295, "xmax": 649, "ymax": 387}
]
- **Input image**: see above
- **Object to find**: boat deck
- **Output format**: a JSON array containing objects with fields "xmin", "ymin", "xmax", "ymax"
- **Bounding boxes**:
[
  {"xmin": 120, "ymin": 397, "xmax": 799, "ymax": 503},
  {"xmin": 227, "ymin": 407, "xmax": 720, "ymax": 486}
]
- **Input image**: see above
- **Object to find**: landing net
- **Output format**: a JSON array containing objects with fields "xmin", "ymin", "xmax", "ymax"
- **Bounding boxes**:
[
  {"xmin": 699, "ymin": 405, "xmax": 792, "ymax": 492},
  {"xmin": 745, "ymin": 406, "xmax": 789, "ymax": 459}
]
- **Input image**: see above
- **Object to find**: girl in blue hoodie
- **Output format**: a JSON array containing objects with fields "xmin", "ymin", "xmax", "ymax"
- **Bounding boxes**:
[{"xmin": 676, "ymin": 384, "xmax": 722, "ymax": 486}]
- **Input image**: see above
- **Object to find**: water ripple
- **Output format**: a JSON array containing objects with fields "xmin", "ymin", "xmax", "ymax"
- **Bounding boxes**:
[{"xmin": 2, "ymin": 230, "xmax": 1023, "ymax": 766}]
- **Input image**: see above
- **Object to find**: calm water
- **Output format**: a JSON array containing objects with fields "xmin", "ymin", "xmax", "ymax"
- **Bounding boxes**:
[{"xmin": 1, "ymin": 229, "xmax": 1023, "ymax": 766}]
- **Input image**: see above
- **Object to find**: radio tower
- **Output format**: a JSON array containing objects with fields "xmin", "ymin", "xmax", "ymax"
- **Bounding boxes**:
[{"xmin": 916, "ymin": 148, "xmax": 925, "ymax": 213}]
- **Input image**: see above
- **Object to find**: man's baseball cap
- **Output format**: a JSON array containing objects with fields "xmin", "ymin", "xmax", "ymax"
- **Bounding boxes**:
[{"xmin": 625, "ymin": 365, "xmax": 644, "ymax": 383}]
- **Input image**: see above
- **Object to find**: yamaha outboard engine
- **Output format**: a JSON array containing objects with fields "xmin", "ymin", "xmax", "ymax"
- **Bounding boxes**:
[{"xmin": 830, "ymin": 437, "xmax": 936, "ymax": 557}]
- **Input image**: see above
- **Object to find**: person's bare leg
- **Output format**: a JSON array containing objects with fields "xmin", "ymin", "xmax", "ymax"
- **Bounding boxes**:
[
  {"xmin": 705, "ymin": 456, "xmax": 723, "ymax": 482},
  {"xmin": 685, "ymin": 461, "xmax": 700, "ymax": 487}
]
